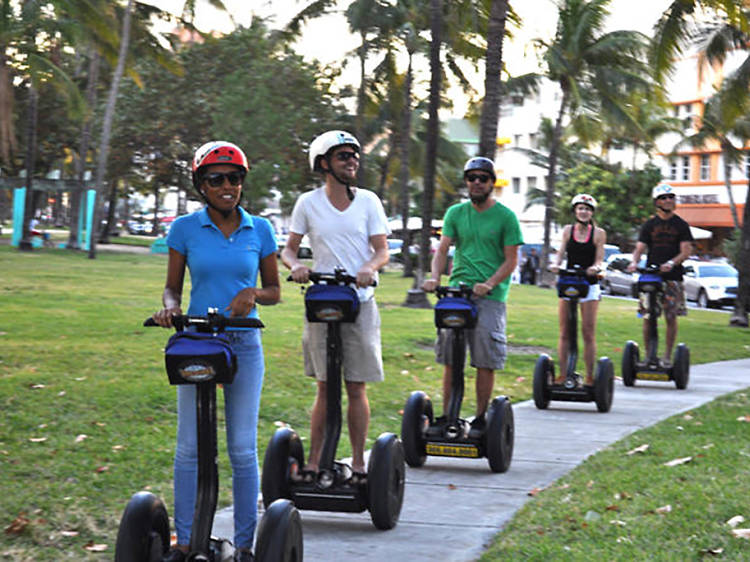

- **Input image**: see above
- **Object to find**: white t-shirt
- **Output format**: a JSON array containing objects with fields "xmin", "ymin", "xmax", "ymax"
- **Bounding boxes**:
[{"xmin": 289, "ymin": 187, "xmax": 390, "ymax": 301}]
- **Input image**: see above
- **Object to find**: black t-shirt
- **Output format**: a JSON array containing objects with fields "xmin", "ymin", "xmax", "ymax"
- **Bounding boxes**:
[
  {"xmin": 565, "ymin": 224, "xmax": 598, "ymax": 284},
  {"xmin": 638, "ymin": 214, "xmax": 694, "ymax": 281}
]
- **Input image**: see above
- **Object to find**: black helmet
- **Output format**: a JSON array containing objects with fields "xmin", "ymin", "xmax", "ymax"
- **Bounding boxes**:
[{"xmin": 463, "ymin": 157, "xmax": 496, "ymax": 181}]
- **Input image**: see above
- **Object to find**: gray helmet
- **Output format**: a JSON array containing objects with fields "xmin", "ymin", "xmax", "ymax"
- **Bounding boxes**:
[{"xmin": 463, "ymin": 157, "xmax": 496, "ymax": 180}]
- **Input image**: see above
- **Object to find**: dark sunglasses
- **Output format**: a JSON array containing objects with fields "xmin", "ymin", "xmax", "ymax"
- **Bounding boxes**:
[
  {"xmin": 204, "ymin": 171, "xmax": 245, "ymax": 188},
  {"xmin": 466, "ymin": 173, "xmax": 491, "ymax": 183},
  {"xmin": 334, "ymin": 150, "xmax": 360, "ymax": 162},
  {"xmin": 657, "ymin": 194, "xmax": 675, "ymax": 200}
]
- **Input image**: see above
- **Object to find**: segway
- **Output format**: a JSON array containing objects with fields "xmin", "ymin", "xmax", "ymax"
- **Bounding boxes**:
[
  {"xmin": 533, "ymin": 266, "xmax": 614, "ymax": 412},
  {"xmin": 115, "ymin": 309, "xmax": 303, "ymax": 562},
  {"xmin": 401, "ymin": 284, "xmax": 514, "ymax": 473},
  {"xmin": 621, "ymin": 265, "xmax": 690, "ymax": 389},
  {"xmin": 262, "ymin": 270, "xmax": 405, "ymax": 530}
]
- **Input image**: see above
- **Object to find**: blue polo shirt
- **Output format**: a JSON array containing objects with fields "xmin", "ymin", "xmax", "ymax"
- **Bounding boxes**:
[{"xmin": 167, "ymin": 207, "xmax": 277, "ymax": 321}]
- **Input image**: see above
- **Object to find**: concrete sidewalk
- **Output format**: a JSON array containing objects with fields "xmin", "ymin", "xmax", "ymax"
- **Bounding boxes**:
[{"xmin": 214, "ymin": 358, "xmax": 750, "ymax": 561}]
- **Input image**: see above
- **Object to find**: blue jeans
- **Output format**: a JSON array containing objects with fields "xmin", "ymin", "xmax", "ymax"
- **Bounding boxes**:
[{"xmin": 174, "ymin": 329, "xmax": 264, "ymax": 549}]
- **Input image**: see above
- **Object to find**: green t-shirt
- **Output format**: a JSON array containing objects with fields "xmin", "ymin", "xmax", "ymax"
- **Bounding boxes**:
[{"xmin": 443, "ymin": 201, "xmax": 523, "ymax": 302}]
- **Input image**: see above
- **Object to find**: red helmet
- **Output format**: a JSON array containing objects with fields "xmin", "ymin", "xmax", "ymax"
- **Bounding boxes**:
[{"xmin": 192, "ymin": 141, "xmax": 249, "ymax": 187}]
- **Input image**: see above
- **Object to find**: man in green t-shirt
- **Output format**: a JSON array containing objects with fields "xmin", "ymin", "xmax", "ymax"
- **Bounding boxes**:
[{"xmin": 423, "ymin": 156, "xmax": 523, "ymax": 436}]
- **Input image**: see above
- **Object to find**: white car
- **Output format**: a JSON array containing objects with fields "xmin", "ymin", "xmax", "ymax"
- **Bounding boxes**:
[{"xmin": 683, "ymin": 260, "xmax": 738, "ymax": 308}]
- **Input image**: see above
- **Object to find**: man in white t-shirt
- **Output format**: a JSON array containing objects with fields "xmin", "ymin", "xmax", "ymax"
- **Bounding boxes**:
[{"xmin": 282, "ymin": 130, "xmax": 390, "ymax": 481}]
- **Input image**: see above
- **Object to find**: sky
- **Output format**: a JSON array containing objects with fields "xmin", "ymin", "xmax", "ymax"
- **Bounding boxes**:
[{"xmin": 146, "ymin": 0, "xmax": 674, "ymax": 115}]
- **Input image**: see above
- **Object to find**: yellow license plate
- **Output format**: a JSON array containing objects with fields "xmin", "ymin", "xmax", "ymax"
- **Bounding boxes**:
[
  {"xmin": 637, "ymin": 372, "xmax": 670, "ymax": 381},
  {"xmin": 426, "ymin": 442, "xmax": 480, "ymax": 458}
]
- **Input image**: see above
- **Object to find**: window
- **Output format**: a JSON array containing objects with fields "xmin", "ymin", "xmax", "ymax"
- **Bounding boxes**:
[
  {"xmin": 527, "ymin": 176, "xmax": 537, "ymax": 192},
  {"xmin": 681, "ymin": 155, "xmax": 690, "ymax": 181},
  {"xmin": 673, "ymin": 105, "xmax": 680, "ymax": 117},
  {"xmin": 685, "ymin": 103, "xmax": 693, "ymax": 115},
  {"xmin": 514, "ymin": 134, "xmax": 521, "ymax": 146},
  {"xmin": 512, "ymin": 177, "xmax": 521, "ymax": 194},
  {"xmin": 745, "ymin": 153, "xmax": 750, "ymax": 179},
  {"xmin": 529, "ymin": 133, "xmax": 537, "ymax": 148},
  {"xmin": 700, "ymin": 154, "xmax": 710, "ymax": 180},
  {"xmin": 668, "ymin": 158, "xmax": 677, "ymax": 180}
]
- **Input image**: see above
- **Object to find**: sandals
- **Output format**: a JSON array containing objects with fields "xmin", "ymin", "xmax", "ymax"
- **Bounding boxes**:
[
  {"xmin": 348, "ymin": 471, "xmax": 367, "ymax": 486},
  {"xmin": 291, "ymin": 468, "xmax": 316, "ymax": 484}
]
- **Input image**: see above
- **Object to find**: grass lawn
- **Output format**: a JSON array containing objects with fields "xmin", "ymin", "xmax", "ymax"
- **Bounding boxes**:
[{"xmin": 0, "ymin": 245, "xmax": 748, "ymax": 560}]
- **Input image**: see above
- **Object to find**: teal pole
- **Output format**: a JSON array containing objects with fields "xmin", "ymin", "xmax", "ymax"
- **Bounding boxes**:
[
  {"xmin": 77, "ymin": 191, "xmax": 86, "ymax": 249},
  {"xmin": 83, "ymin": 189, "xmax": 96, "ymax": 251},
  {"xmin": 12, "ymin": 187, "xmax": 25, "ymax": 247}
]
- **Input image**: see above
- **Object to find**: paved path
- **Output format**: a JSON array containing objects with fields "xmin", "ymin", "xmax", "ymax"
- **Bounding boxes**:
[{"xmin": 215, "ymin": 360, "xmax": 750, "ymax": 561}]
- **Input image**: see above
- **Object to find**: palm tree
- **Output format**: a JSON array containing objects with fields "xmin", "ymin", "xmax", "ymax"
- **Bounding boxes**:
[
  {"xmin": 478, "ymin": 0, "xmax": 509, "ymax": 160},
  {"xmin": 535, "ymin": 0, "xmax": 649, "ymax": 277}
]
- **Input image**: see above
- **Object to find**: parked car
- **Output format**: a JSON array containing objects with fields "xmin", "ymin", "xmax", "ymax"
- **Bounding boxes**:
[
  {"xmin": 683, "ymin": 260, "xmax": 738, "ymax": 308},
  {"xmin": 601, "ymin": 253, "xmax": 645, "ymax": 297},
  {"xmin": 275, "ymin": 233, "xmax": 312, "ymax": 259}
]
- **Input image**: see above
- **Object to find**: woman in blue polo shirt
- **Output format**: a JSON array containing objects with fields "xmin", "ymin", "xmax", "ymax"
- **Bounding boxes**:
[{"xmin": 152, "ymin": 141, "xmax": 279, "ymax": 562}]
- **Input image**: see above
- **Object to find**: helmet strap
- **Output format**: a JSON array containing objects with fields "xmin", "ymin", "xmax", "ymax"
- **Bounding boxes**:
[{"xmin": 324, "ymin": 155, "xmax": 355, "ymax": 201}]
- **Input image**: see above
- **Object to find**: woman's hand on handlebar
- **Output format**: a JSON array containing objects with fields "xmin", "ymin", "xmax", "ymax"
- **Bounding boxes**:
[
  {"xmin": 289, "ymin": 263, "xmax": 311, "ymax": 284},
  {"xmin": 548, "ymin": 264, "xmax": 560, "ymax": 273},
  {"xmin": 153, "ymin": 306, "xmax": 182, "ymax": 328},
  {"xmin": 226, "ymin": 287, "xmax": 257, "ymax": 317}
]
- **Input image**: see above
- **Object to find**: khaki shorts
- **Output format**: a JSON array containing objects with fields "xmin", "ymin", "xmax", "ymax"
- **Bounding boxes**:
[
  {"xmin": 638, "ymin": 280, "xmax": 687, "ymax": 320},
  {"xmin": 303, "ymin": 298, "xmax": 384, "ymax": 383},
  {"xmin": 435, "ymin": 299, "xmax": 507, "ymax": 370}
]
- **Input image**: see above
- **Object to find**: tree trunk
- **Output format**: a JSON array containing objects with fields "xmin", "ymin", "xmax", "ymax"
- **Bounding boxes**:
[
  {"xmin": 730, "ymin": 177, "xmax": 750, "ymax": 327},
  {"xmin": 89, "ymin": 0, "xmax": 134, "ymax": 259},
  {"xmin": 540, "ymin": 91, "xmax": 568, "ymax": 285},
  {"xmin": 478, "ymin": 0, "xmax": 508, "ymax": 160},
  {"xmin": 418, "ymin": 0, "xmax": 443, "ymax": 288},
  {"xmin": 0, "ymin": 46, "xmax": 18, "ymax": 167},
  {"xmin": 68, "ymin": 50, "xmax": 100, "ymax": 249},
  {"xmin": 399, "ymin": 56, "xmax": 414, "ymax": 278},
  {"xmin": 152, "ymin": 182, "xmax": 160, "ymax": 236},
  {"xmin": 356, "ymin": 32, "xmax": 367, "ymax": 185},
  {"xmin": 722, "ymin": 143, "xmax": 741, "ymax": 230},
  {"xmin": 19, "ymin": 85, "xmax": 38, "ymax": 251},
  {"xmin": 377, "ymin": 132, "xmax": 396, "ymax": 206}
]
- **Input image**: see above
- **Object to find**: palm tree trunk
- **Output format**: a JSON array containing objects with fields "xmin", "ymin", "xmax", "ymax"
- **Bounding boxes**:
[
  {"xmin": 68, "ymin": 50, "xmax": 99, "ymax": 249},
  {"xmin": 0, "ymin": 46, "xmax": 18, "ymax": 166},
  {"xmin": 730, "ymin": 177, "xmax": 750, "ymax": 327},
  {"xmin": 356, "ymin": 32, "xmax": 367, "ymax": 185},
  {"xmin": 399, "ymin": 56, "xmax": 414, "ymax": 278},
  {"xmin": 541, "ymin": 91, "xmax": 568, "ymax": 284},
  {"xmin": 417, "ymin": 0, "xmax": 443, "ymax": 290},
  {"xmin": 722, "ymin": 144, "xmax": 741, "ymax": 229},
  {"xmin": 19, "ymin": 85, "xmax": 38, "ymax": 251},
  {"xmin": 478, "ymin": 0, "xmax": 508, "ymax": 160},
  {"xmin": 89, "ymin": 0, "xmax": 134, "ymax": 259}
]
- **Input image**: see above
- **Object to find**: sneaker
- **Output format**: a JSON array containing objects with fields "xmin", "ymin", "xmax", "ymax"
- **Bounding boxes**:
[
  {"xmin": 163, "ymin": 547, "xmax": 187, "ymax": 562},
  {"xmin": 468, "ymin": 414, "xmax": 486, "ymax": 439},
  {"xmin": 659, "ymin": 358, "xmax": 673, "ymax": 369},
  {"xmin": 234, "ymin": 547, "xmax": 255, "ymax": 562}
]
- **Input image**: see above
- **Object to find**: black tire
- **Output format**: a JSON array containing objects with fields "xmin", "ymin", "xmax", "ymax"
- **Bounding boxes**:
[
  {"xmin": 114, "ymin": 492, "xmax": 170, "ymax": 562},
  {"xmin": 622, "ymin": 341, "xmax": 639, "ymax": 387},
  {"xmin": 673, "ymin": 343, "xmax": 690, "ymax": 390},
  {"xmin": 594, "ymin": 357, "xmax": 614, "ymax": 413},
  {"xmin": 401, "ymin": 391, "xmax": 433, "ymax": 467},
  {"xmin": 261, "ymin": 428, "xmax": 304, "ymax": 508},
  {"xmin": 255, "ymin": 499, "xmax": 303, "ymax": 562},
  {"xmin": 532, "ymin": 354, "xmax": 553, "ymax": 409},
  {"xmin": 486, "ymin": 397, "xmax": 514, "ymax": 473},
  {"xmin": 367, "ymin": 433, "xmax": 405, "ymax": 530}
]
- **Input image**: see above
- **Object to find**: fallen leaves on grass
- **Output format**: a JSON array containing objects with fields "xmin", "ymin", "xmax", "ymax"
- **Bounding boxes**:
[
  {"xmin": 528, "ymin": 487, "xmax": 543, "ymax": 496},
  {"xmin": 584, "ymin": 511, "xmax": 602, "ymax": 521},
  {"xmin": 610, "ymin": 520, "xmax": 627, "ymax": 526},
  {"xmin": 83, "ymin": 542, "xmax": 107, "ymax": 552},
  {"xmin": 60, "ymin": 531, "xmax": 79, "ymax": 537},
  {"xmin": 654, "ymin": 505, "xmax": 672, "ymax": 515},
  {"xmin": 515, "ymin": 377, "xmax": 525, "ymax": 382},
  {"xmin": 614, "ymin": 491, "xmax": 633, "ymax": 500},
  {"xmin": 74, "ymin": 434, "xmax": 88, "ymax": 444},
  {"xmin": 726, "ymin": 515, "xmax": 745, "ymax": 528},
  {"xmin": 731, "ymin": 529, "xmax": 750, "ymax": 539},
  {"xmin": 95, "ymin": 465, "xmax": 109, "ymax": 473},
  {"xmin": 700, "ymin": 547, "xmax": 724, "ymax": 556},
  {"xmin": 28, "ymin": 437, "xmax": 47, "ymax": 443},
  {"xmin": 273, "ymin": 421, "xmax": 289, "ymax": 428},
  {"xmin": 400, "ymin": 370, "xmax": 409, "ymax": 375},
  {"xmin": 663, "ymin": 456, "xmax": 692, "ymax": 467},
  {"xmin": 626, "ymin": 444, "xmax": 649, "ymax": 455},
  {"xmin": 30, "ymin": 384, "xmax": 45, "ymax": 389},
  {"xmin": 4, "ymin": 514, "xmax": 30, "ymax": 536},
  {"xmin": 447, "ymin": 484, "xmax": 457, "ymax": 490},
  {"xmin": 736, "ymin": 415, "xmax": 750, "ymax": 422}
]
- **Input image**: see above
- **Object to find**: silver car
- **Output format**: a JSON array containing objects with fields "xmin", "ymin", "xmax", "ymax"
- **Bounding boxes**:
[
  {"xmin": 683, "ymin": 260, "xmax": 738, "ymax": 308},
  {"xmin": 602, "ymin": 253, "xmax": 645, "ymax": 297}
]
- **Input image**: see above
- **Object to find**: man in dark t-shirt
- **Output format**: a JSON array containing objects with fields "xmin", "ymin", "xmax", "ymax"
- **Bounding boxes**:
[{"xmin": 627, "ymin": 183, "xmax": 694, "ymax": 366}]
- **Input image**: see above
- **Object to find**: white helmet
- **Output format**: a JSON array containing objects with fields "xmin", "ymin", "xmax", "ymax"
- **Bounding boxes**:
[
  {"xmin": 571, "ymin": 193, "xmax": 597, "ymax": 210},
  {"xmin": 308, "ymin": 130, "xmax": 360, "ymax": 172},
  {"xmin": 652, "ymin": 183, "xmax": 674, "ymax": 199}
]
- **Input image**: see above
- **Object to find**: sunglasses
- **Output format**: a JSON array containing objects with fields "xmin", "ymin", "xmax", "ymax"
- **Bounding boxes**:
[
  {"xmin": 204, "ymin": 171, "xmax": 245, "ymax": 188},
  {"xmin": 657, "ymin": 194, "xmax": 675, "ymax": 200},
  {"xmin": 334, "ymin": 150, "xmax": 360, "ymax": 162},
  {"xmin": 466, "ymin": 173, "xmax": 491, "ymax": 183}
]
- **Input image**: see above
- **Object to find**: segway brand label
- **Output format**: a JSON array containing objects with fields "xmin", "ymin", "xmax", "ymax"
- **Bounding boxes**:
[
  {"xmin": 426, "ymin": 442, "xmax": 480, "ymax": 458},
  {"xmin": 637, "ymin": 372, "xmax": 669, "ymax": 381},
  {"xmin": 313, "ymin": 305, "xmax": 345, "ymax": 322},
  {"xmin": 179, "ymin": 361, "xmax": 216, "ymax": 382}
]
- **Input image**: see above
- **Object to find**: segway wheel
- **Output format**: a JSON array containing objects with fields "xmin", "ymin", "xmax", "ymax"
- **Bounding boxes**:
[
  {"xmin": 594, "ymin": 357, "xmax": 614, "ymax": 413},
  {"xmin": 672, "ymin": 343, "xmax": 690, "ymax": 390},
  {"xmin": 622, "ymin": 341, "xmax": 639, "ymax": 387},
  {"xmin": 261, "ymin": 428, "xmax": 304, "ymax": 508},
  {"xmin": 114, "ymin": 491, "xmax": 170, "ymax": 562},
  {"xmin": 533, "ymin": 354, "xmax": 553, "ymax": 409},
  {"xmin": 486, "ymin": 396, "xmax": 514, "ymax": 473},
  {"xmin": 255, "ymin": 499, "xmax": 303, "ymax": 562},
  {"xmin": 367, "ymin": 432, "xmax": 405, "ymax": 530},
  {"xmin": 401, "ymin": 391, "xmax": 433, "ymax": 467}
]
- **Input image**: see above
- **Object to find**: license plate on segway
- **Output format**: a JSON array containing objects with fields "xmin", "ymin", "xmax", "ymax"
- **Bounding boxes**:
[
  {"xmin": 425, "ymin": 442, "xmax": 480, "ymax": 458},
  {"xmin": 637, "ymin": 371, "xmax": 670, "ymax": 381}
]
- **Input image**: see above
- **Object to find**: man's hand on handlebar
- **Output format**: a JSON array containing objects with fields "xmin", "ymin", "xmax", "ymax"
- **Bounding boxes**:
[
  {"xmin": 422, "ymin": 278, "xmax": 439, "ymax": 293},
  {"xmin": 472, "ymin": 282, "xmax": 493, "ymax": 297},
  {"xmin": 356, "ymin": 265, "xmax": 376, "ymax": 288},
  {"xmin": 289, "ymin": 263, "xmax": 311, "ymax": 284}
]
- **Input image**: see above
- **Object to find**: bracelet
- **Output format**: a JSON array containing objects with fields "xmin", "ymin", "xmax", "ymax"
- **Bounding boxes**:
[{"xmin": 667, "ymin": 260, "xmax": 675, "ymax": 266}]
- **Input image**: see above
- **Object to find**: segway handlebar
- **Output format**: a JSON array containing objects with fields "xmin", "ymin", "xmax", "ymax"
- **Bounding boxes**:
[
  {"xmin": 143, "ymin": 310, "xmax": 264, "ymax": 331},
  {"xmin": 435, "ymin": 283, "xmax": 474, "ymax": 299},
  {"xmin": 636, "ymin": 263, "xmax": 662, "ymax": 275},
  {"xmin": 286, "ymin": 269, "xmax": 377, "ymax": 287},
  {"xmin": 556, "ymin": 265, "xmax": 589, "ymax": 278}
]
